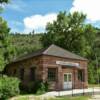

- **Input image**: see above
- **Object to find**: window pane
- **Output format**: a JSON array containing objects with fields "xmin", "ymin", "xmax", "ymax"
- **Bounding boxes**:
[
  {"xmin": 64, "ymin": 74, "xmax": 67, "ymax": 82},
  {"xmin": 48, "ymin": 68, "xmax": 57, "ymax": 81},
  {"xmin": 78, "ymin": 70, "xmax": 84, "ymax": 82},
  {"xmin": 68, "ymin": 74, "xmax": 71, "ymax": 81}
]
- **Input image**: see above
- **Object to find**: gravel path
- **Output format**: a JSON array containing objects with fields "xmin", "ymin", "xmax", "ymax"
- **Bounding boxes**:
[{"xmin": 89, "ymin": 95, "xmax": 100, "ymax": 100}]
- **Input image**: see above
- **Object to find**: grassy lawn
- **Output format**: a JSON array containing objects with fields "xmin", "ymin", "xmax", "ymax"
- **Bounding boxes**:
[
  {"xmin": 15, "ymin": 97, "xmax": 29, "ymax": 100},
  {"xmin": 52, "ymin": 96, "xmax": 90, "ymax": 100},
  {"xmin": 89, "ymin": 84, "xmax": 100, "ymax": 87},
  {"xmin": 10, "ymin": 95, "xmax": 90, "ymax": 100}
]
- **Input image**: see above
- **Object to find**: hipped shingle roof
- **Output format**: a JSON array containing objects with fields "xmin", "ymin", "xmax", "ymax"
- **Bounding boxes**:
[{"xmin": 13, "ymin": 44, "xmax": 87, "ymax": 62}]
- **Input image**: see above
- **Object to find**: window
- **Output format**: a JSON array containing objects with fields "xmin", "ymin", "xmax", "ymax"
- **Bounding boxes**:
[
  {"xmin": 20, "ymin": 68, "xmax": 24, "ymax": 80},
  {"xmin": 48, "ymin": 68, "xmax": 57, "ymax": 81},
  {"xmin": 64, "ymin": 74, "xmax": 67, "ymax": 82},
  {"xmin": 30, "ymin": 68, "xmax": 36, "ymax": 81},
  {"xmin": 64, "ymin": 73, "xmax": 72, "ymax": 82},
  {"xmin": 68, "ymin": 74, "xmax": 72, "ymax": 81},
  {"xmin": 13, "ymin": 69, "xmax": 17, "ymax": 75},
  {"xmin": 78, "ymin": 70, "xmax": 84, "ymax": 82}
]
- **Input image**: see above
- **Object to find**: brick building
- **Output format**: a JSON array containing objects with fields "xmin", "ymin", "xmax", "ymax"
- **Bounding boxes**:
[{"xmin": 4, "ymin": 44, "xmax": 88, "ymax": 90}]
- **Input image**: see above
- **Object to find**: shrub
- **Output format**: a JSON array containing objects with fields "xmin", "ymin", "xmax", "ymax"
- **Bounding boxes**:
[
  {"xmin": 44, "ymin": 81, "xmax": 49, "ymax": 92},
  {"xmin": 0, "ymin": 75, "xmax": 20, "ymax": 100},
  {"xmin": 19, "ymin": 80, "xmax": 49, "ymax": 94},
  {"xmin": 33, "ymin": 80, "xmax": 49, "ymax": 94},
  {"xmin": 19, "ymin": 82, "xmax": 35, "ymax": 94},
  {"xmin": 88, "ymin": 64, "xmax": 96, "ymax": 84}
]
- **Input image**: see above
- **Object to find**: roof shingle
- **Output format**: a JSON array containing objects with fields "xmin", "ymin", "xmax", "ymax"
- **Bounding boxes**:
[{"xmin": 13, "ymin": 44, "xmax": 87, "ymax": 62}]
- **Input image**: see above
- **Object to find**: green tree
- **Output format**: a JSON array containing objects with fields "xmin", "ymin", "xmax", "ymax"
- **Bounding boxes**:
[
  {"xmin": 41, "ymin": 12, "xmax": 96, "ymax": 56},
  {"xmin": 0, "ymin": 2, "xmax": 20, "ymax": 99},
  {"xmin": 91, "ymin": 29, "xmax": 100, "ymax": 83},
  {"xmin": 88, "ymin": 63, "xmax": 95, "ymax": 84},
  {"xmin": 0, "ymin": 17, "xmax": 15, "ymax": 71},
  {"xmin": 0, "ymin": 0, "xmax": 10, "ymax": 12},
  {"xmin": 0, "ymin": 0, "xmax": 14, "ymax": 71},
  {"xmin": 0, "ymin": 0, "xmax": 9, "ymax": 3}
]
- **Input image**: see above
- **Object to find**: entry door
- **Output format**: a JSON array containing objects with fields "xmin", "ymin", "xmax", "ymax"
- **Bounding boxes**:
[{"xmin": 63, "ymin": 73, "xmax": 72, "ymax": 89}]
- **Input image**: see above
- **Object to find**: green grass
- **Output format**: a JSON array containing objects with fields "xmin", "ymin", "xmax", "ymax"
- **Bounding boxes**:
[
  {"xmin": 15, "ymin": 97, "xmax": 29, "ymax": 100},
  {"xmin": 50, "ymin": 96, "xmax": 90, "ymax": 100},
  {"xmin": 10, "ymin": 95, "xmax": 90, "ymax": 100},
  {"xmin": 89, "ymin": 84, "xmax": 100, "ymax": 87}
]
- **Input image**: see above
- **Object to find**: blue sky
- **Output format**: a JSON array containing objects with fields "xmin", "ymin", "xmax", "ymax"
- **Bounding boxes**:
[{"xmin": 1, "ymin": 0, "xmax": 100, "ymax": 33}]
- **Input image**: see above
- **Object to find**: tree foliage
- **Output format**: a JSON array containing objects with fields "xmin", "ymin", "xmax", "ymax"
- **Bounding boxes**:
[
  {"xmin": 0, "ymin": 76, "xmax": 20, "ymax": 100},
  {"xmin": 0, "ymin": 0, "xmax": 10, "ymax": 12},
  {"xmin": 10, "ymin": 33, "xmax": 42, "ymax": 57},
  {"xmin": 0, "ymin": 0, "xmax": 9, "ymax": 3},
  {"xmin": 0, "ymin": 17, "xmax": 14, "ymax": 71},
  {"xmin": 41, "ymin": 12, "xmax": 96, "ymax": 56}
]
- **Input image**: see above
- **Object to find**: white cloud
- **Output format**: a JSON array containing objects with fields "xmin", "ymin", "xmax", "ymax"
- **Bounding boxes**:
[
  {"xmin": 70, "ymin": 0, "xmax": 100, "ymax": 21},
  {"xmin": 23, "ymin": 13, "xmax": 57, "ymax": 33}
]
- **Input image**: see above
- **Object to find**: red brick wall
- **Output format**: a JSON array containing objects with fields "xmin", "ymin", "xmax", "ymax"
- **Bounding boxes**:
[
  {"xmin": 6, "ymin": 56, "xmax": 44, "ymax": 85},
  {"xmin": 42, "ymin": 55, "xmax": 88, "ymax": 90},
  {"xmin": 6, "ymin": 55, "xmax": 88, "ymax": 90}
]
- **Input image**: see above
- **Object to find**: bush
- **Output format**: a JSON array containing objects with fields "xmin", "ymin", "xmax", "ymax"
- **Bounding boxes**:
[
  {"xmin": 19, "ymin": 80, "xmax": 49, "ymax": 94},
  {"xmin": 20, "ymin": 80, "xmax": 49, "ymax": 94},
  {"xmin": 88, "ymin": 64, "xmax": 96, "ymax": 84},
  {"xmin": 0, "ymin": 75, "xmax": 20, "ymax": 100},
  {"xmin": 19, "ymin": 82, "xmax": 35, "ymax": 94},
  {"xmin": 33, "ymin": 80, "xmax": 49, "ymax": 94}
]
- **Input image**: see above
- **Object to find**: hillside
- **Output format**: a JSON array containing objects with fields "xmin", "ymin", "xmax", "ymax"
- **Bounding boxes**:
[{"xmin": 11, "ymin": 34, "xmax": 43, "ymax": 58}]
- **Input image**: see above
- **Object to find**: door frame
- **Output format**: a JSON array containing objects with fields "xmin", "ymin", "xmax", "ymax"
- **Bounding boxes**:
[{"xmin": 63, "ymin": 73, "xmax": 72, "ymax": 89}]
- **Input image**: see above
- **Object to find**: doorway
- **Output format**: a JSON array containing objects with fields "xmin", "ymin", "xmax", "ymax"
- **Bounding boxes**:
[{"xmin": 63, "ymin": 73, "xmax": 72, "ymax": 89}]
